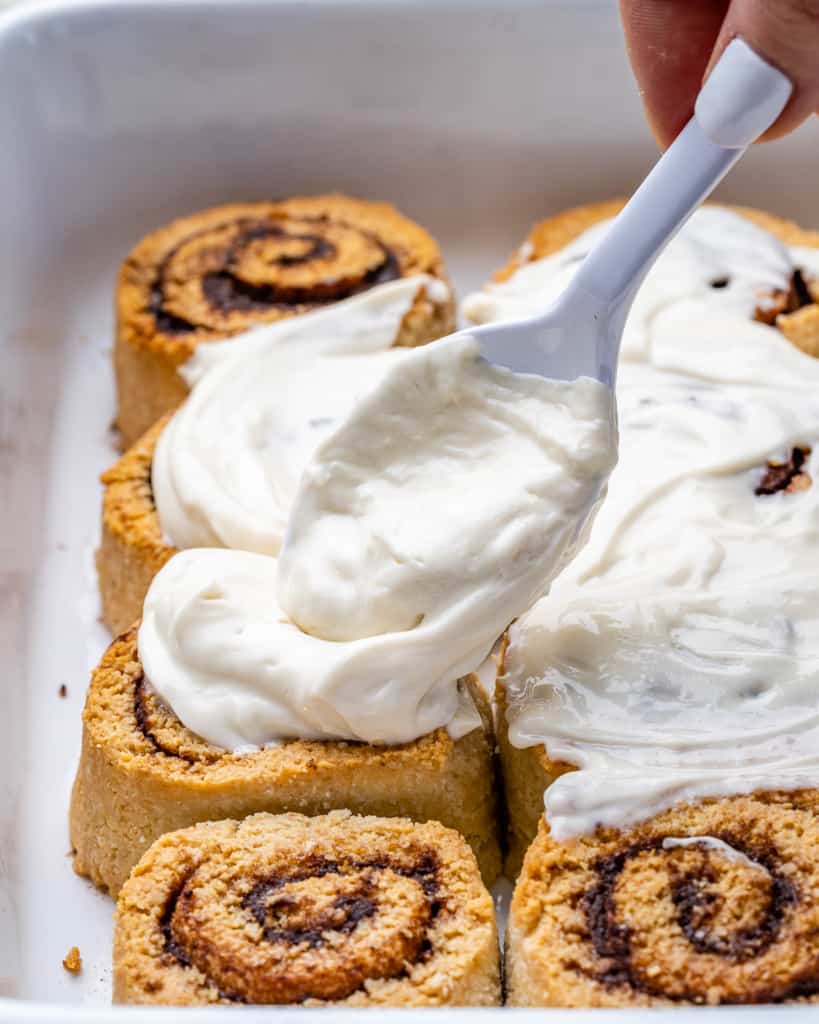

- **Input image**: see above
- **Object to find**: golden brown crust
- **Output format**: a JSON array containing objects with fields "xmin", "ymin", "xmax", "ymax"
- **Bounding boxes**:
[
  {"xmin": 69, "ymin": 631, "xmax": 500, "ymax": 895},
  {"xmin": 97, "ymin": 417, "xmax": 176, "ymax": 635},
  {"xmin": 492, "ymin": 199, "xmax": 628, "ymax": 282},
  {"xmin": 506, "ymin": 792, "xmax": 819, "ymax": 1007},
  {"xmin": 113, "ymin": 810, "xmax": 500, "ymax": 1006},
  {"xmin": 496, "ymin": 682, "xmax": 573, "ymax": 879},
  {"xmin": 114, "ymin": 195, "xmax": 455, "ymax": 447}
]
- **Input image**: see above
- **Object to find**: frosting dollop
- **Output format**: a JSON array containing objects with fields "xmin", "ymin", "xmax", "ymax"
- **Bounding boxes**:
[
  {"xmin": 152, "ymin": 278, "xmax": 441, "ymax": 554},
  {"xmin": 139, "ymin": 336, "xmax": 615, "ymax": 749},
  {"xmin": 278, "ymin": 335, "xmax": 615, "ymax": 642},
  {"xmin": 138, "ymin": 547, "xmax": 484, "ymax": 747}
]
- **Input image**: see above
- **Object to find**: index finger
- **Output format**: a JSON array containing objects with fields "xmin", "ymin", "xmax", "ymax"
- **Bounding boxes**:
[{"xmin": 620, "ymin": 0, "xmax": 729, "ymax": 148}]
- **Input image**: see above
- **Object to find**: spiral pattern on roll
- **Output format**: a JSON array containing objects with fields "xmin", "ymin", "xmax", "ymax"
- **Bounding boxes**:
[
  {"xmin": 112, "ymin": 812, "xmax": 500, "ymax": 1006},
  {"xmin": 133, "ymin": 672, "xmax": 221, "ymax": 764},
  {"xmin": 507, "ymin": 794, "xmax": 819, "ymax": 1006},
  {"xmin": 120, "ymin": 197, "xmax": 449, "ymax": 345},
  {"xmin": 151, "ymin": 215, "xmax": 400, "ymax": 335}
]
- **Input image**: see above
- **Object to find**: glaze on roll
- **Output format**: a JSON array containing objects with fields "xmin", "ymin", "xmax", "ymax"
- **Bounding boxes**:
[
  {"xmin": 465, "ymin": 202, "xmax": 819, "ymax": 382},
  {"xmin": 137, "ymin": 339, "xmax": 615, "ymax": 750},
  {"xmin": 503, "ymin": 383, "xmax": 819, "ymax": 840},
  {"xmin": 113, "ymin": 811, "xmax": 500, "ymax": 1006}
]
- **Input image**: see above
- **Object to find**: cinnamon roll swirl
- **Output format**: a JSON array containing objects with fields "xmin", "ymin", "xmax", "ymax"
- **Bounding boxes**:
[
  {"xmin": 69, "ymin": 630, "xmax": 500, "ymax": 896},
  {"xmin": 115, "ymin": 195, "xmax": 453, "ymax": 447},
  {"xmin": 506, "ymin": 792, "xmax": 819, "ymax": 1007},
  {"xmin": 113, "ymin": 811, "xmax": 500, "ymax": 1006}
]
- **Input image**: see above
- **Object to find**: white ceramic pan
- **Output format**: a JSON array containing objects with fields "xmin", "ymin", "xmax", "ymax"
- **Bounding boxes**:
[{"xmin": 1, "ymin": 0, "xmax": 817, "ymax": 1017}]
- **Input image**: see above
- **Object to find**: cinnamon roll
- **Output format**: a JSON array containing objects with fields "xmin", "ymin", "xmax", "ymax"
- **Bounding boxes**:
[
  {"xmin": 506, "ymin": 792, "xmax": 819, "ymax": 1006},
  {"xmin": 497, "ymin": 415, "xmax": 819, "ymax": 876},
  {"xmin": 69, "ymin": 630, "xmax": 500, "ymax": 896},
  {"xmin": 113, "ymin": 810, "xmax": 500, "ymax": 1006},
  {"xmin": 115, "ymin": 195, "xmax": 453, "ymax": 447}
]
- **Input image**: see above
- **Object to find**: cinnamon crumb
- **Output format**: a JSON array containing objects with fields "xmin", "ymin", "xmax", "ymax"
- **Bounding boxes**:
[
  {"xmin": 788, "ymin": 472, "xmax": 813, "ymax": 493},
  {"xmin": 755, "ymin": 446, "xmax": 812, "ymax": 496},
  {"xmin": 58, "ymin": 685, "xmax": 67, "ymax": 699},
  {"xmin": 755, "ymin": 269, "xmax": 817, "ymax": 326},
  {"xmin": 62, "ymin": 946, "xmax": 82, "ymax": 974}
]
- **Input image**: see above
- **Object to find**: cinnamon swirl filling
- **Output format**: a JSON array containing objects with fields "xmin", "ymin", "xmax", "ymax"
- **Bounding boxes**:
[
  {"xmin": 508, "ymin": 795, "xmax": 819, "ymax": 1006},
  {"xmin": 755, "ymin": 445, "xmax": 813, "ymax": 495},
  {"xmin": 159, "ymin": 850, "xmax": 441, "ymax": 1003},
  {"xmin": 113, "ymin": 812, "xmax": 500, "ymax": 1006},
  {"xmin": 581, "ymin": 835, "xmax": 801, "ymax": 999}
]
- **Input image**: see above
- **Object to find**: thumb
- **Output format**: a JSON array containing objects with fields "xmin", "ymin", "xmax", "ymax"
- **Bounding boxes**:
[{"xmin": 707, "ymin": 0, "xmax": 819, "ymax": 140}]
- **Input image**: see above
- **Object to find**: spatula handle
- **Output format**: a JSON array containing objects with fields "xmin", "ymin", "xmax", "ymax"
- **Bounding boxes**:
[{"xmin": 568, "ymin": 39, "xmax": 792, "ymax": 311}]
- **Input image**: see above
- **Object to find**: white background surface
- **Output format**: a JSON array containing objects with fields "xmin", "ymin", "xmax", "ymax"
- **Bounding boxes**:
[{"xmin": 0, "ymin": 0, "xmax": 818, "ymax": 1018}]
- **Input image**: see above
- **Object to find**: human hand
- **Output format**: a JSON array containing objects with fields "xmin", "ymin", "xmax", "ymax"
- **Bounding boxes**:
[{"xmin": 620, "ymin": 0, "xmax": 819, "ymax": 147}]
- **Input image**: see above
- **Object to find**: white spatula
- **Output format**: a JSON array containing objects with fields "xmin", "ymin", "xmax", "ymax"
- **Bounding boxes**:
[{"xmin": 468, "ymin": 39, "xmax": 792, "ymax": 385}]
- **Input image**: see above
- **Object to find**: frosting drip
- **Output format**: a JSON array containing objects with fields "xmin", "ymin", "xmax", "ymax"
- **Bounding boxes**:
[{"xmin": 278, "ymin": 336, "xmax": 614, "ymax": 643}]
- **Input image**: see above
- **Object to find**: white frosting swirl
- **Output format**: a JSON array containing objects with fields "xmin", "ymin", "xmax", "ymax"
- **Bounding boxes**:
[
  {"xmin": 152, "ymin": 277, "xmax": 441, "ymax": 554},
  {"xmin": 139, "ymin": 335, "xmax": 615, "ymax": 748},
  {"xmin": 469, "ymin": 207, "xmax": 819, "ymax": 838}
]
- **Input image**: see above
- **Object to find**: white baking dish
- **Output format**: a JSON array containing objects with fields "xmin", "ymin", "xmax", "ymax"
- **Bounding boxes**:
[{"xmin": 1, "ymin": 0, "xmax": 818, "ymax": 1017}]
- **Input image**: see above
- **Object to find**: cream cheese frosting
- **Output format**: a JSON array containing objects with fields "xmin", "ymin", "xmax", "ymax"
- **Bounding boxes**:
[
  {"xmin": 504, "ymin": 384, "xmax": 819, "ymax": 838},
  {"xmin": 139, "ymin": 335, "xmax": 615, "ymax": 749},
  {"xmin": 478, "ymin": 207, "xmax": 819, "ymax": 839},
  {"xmin": 277, "ymin": 335, "xmax": 615, "ymax": 643},
  {"xmin": 152, "ymin": 277, "xmax": 445, "ymax": 554}
]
